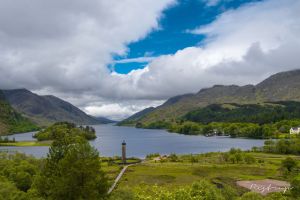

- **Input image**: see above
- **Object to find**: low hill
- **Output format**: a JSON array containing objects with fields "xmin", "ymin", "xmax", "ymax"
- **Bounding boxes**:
[
  {"xmin": 94, "ymin": 116, "xmax": 115, "ymax": 124},
  {"xmin": 0, "ymin": 91, "xmax": 38, "ymax": 135},
  {"xmin": 1, "ymin": 89, "xmax": 112, "ymax": 126},
  {"xmin": 121, "ymin": 69, "xmax": 300, "ymax": 125}
]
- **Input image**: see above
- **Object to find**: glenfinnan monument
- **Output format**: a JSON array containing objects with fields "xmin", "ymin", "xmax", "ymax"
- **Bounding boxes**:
[{"xmin": 122, "ymin": 140, "xmax": 126, "ymax": 164}]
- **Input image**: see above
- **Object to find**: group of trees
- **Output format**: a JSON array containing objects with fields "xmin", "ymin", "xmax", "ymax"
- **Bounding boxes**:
[
  {"xmin": 184, "ymin": 101, "xmax": 300, "ymax": 125},
  {"xmin": 137, "ymin": 119, "xmax": 300, "ymax": 139},
  {"xmin": 0, "ymin": 136, "xmax": 15, "ymax": 143},
  {"xmin": 220, "ymin": 148, "xmax": 256, "ymax": 164},
  {"xmin": 33, "ymin": 122, "xmax": 97, "ymax": 141},
  {"xmin": 262, "ymin": 137, "xmax": 300, "ymax": 155},
  {"xmin": 0, "ymin": 125, "xmax": 108, "ymax": 200}
]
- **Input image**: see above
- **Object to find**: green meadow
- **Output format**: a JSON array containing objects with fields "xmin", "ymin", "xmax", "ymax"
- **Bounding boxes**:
[{"xmin": 106, "ymin": 152, "xmax": 300, "ymax": 199}]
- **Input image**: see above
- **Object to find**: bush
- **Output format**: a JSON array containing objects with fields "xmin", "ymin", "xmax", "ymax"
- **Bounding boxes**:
[
  {"xmin": 291, "ymin": 176, "xmax": 300, "ymax": 198},
  {"xmin": 169, "ymin": 153, "xmax": 179, "ymax": 162},
  {"xmin": 239, "ymin": 192, "xmax": 263, "ymax": 200},
  {"xmin": 281, "ymin": 157, "xmax": 297, "ymax": 172},
  {"xmin": 132, "ymin": 180, "xmax": 224, "ymax": 200}
]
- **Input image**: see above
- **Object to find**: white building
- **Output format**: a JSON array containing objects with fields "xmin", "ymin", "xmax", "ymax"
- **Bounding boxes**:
[{"xmin": 290, "ymin": 127, "xmax": 300, "ymax": 134}]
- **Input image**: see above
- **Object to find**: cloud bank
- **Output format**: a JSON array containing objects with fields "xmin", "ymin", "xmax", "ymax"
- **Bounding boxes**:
[{"xmin": 0, "ymin": 0, "xmax": 299, "ymax": 119}]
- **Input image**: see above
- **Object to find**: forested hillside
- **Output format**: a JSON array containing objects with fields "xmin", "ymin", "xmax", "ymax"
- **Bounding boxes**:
[
  {"xmin": 184, "ymin": 101, "xmax": 300, "ymax": 124},
  {"xmin": 0, "ymin": 91, "xmax": 38, "ymax": 135}
]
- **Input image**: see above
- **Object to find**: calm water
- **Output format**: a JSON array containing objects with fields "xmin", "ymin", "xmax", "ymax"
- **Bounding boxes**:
[{"xmin": 0, "ymin": 124, "xmax": 265, "ymax": 158}]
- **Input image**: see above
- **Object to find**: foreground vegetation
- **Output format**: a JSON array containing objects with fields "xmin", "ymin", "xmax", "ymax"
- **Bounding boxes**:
[
  {"xmin": 111, "ymin": 150, "xmax": 300, "ymax": 200},
  {"xmin": 1, "ymin": 147, "xmax": 299, "ymax": 200},
  {"xmin": 0, "ymin": 127, "xmax": 109, "ymax": 200}
]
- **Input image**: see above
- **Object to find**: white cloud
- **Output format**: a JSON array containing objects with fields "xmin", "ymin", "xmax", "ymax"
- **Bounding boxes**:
[
  {"xmin": 84, "ymin": 104, "xmax": 137, "ymax": 121},
  {"xmin": 120, "ymin": 0, "xmax": 300, "ymax": 99},
  {"xmin": 0, "ymin": 0, "xmax": 175, "ymax": 119},
  {"xmin": 0, "ymin": 0, "xmax": 175, "ymax": 93},
  {"xmin": 83, "ymin": 100, "xmax": 163, "ymax": 120},
  {"xmin": 1, "ymin": 0, "xmax": 300, "ymax": 119},
  {"xmin": 202, "ymin": 0, "xmax": 221, "ymax": 7},
  {"xmin": 113, "ymin": 56, "xmax": 156, "ymax": 64}
]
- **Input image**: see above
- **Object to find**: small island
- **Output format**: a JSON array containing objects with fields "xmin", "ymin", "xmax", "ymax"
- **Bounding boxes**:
[
  {"xmin": 33, "ymin": 122, "xmax": 97, "ymax": 141},
  {"xmin": 0, "ymin": 122, "xmax": 97, "ymax": 147}
]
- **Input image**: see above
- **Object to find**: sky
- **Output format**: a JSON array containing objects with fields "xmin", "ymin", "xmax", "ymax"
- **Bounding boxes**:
[{"xmin": 0, "ymin": 0, "xmax": 300, "ymax": 120}]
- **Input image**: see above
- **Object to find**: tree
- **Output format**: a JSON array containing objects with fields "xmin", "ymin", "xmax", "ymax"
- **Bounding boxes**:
[
  {"xmin": 290, "ymin": 175, "xmax": 300, "ymax": 198},
  {"xmin": 281, "ymin": 157, "xmax": 297, "ymax": 172},
  {"xmin": 34, "ymin": 134, "xmax": 108, "ymax": 200},
  {"xmin": 169, "ymin": 153, "xmax": 178, "ymax": 162},
  {"xmin": 190, "ymin": 180, "xmax": 224, "ymax": 200},
  {"xmin": 190, "ymin": 155, "xmax": 198, "ymax": 164},
  {"xmin": 0, "ymin": 176, "xmax": 30, "ymax": 200}
]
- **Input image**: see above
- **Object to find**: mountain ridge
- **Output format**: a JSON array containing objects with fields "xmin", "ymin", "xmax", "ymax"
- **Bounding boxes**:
[
  {"xmin": 1, "ymin": 89, "xmax": 112, "ymax": 126},
  {"xmin": 121, "ymin": 69, "xmax": 300, "ymax": 125}
]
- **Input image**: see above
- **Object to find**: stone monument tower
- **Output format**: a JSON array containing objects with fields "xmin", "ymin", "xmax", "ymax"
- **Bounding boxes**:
[{"xmin": 122, "ymin": 140, "xmax": 126, "ymax": 164}]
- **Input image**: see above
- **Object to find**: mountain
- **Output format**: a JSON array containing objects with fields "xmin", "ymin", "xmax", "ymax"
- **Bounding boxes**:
[
  {"xmin": 0, "ymin": 90, "xmax": 38, "ymax": 135},
  {"xmin": 94, "ymin": 116, "xmax": 116, "ymax": 124},
  {"xmin": 118, "ymin": 107, "xmax": 155, "ymax": 126},
  {"xmin": 121, "ymin": 69, "xmax": 300, "ymax": 125},
  {"xmin": 256, "ymin": 69, "xmax": 300, "ymax": 101},
  {"xmin": 1, "ymin": 89, "xmax": 112, "ymax": 126}
]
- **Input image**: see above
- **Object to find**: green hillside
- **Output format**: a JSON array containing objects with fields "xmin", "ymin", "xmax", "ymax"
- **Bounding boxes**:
[
  {"xmin": 184, "ymin": 101, "xmax": 300, "ymax": 124},
  {"xmin": 0, "ymin": 91, "xmax": 38, "ymax": 135},
  {"xmin": 121, "ymin": 69, "xmax": 300, "ymax": 125}
]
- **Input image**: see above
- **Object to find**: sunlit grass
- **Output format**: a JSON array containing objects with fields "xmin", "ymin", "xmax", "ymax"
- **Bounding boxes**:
[
  {"xmin": 116, "ymin": 152, "xmax": 300, "ymax": 192},
  {"xmin": 0, "ymin": 140, "xmax": 51, "ymax": 146}
]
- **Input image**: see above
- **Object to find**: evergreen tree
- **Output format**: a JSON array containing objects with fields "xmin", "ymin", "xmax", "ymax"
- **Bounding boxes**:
[{"xmin": 34, "ymin": 134, "xmax": 108, "ymax": 200}]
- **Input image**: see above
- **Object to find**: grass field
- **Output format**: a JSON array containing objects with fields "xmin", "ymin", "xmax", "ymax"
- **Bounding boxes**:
[
  {"xmin": 0, "ymin": 140, "xmax": 52, "ymax": 146},
  {"xmin": 112, "ymin": 152, "xmax": 299, "ymax": 196}
]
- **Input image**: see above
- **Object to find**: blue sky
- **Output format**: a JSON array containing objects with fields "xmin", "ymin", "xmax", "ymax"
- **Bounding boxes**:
[{"xmin": 111, "ymin": 0, "xmax": 262, "ymax": 74}]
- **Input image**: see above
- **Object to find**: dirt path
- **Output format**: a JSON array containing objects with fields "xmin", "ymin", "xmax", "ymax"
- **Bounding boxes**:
[{"xmin": 107, "ymin": 164, "xmax": 132, "ymax": 194}]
